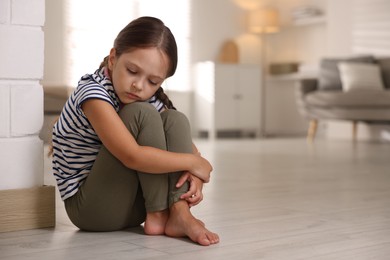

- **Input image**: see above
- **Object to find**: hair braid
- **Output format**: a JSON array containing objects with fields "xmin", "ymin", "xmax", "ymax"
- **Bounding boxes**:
[
  {"xmin": 99, "ymin": 55, "xmax": 109, "ymax": 69},
  {"xmin": 155, "ymin": 87, "xmax": 176, "ymax": 110}
]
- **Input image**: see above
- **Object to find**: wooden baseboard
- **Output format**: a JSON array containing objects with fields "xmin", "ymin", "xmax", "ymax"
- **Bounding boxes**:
[{"xmin": 0, "ymin": 186, "xmax": 55, "ymax": 232}]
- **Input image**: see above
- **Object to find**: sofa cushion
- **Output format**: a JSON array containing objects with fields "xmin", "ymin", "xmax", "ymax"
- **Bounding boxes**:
[
  {"xmin": 305, "ymin": 89, "xmax": 390, "ymax": 107},
  {"xmin": 377, "ymin": 57, "xmax": 390, "ymax": 89},
  {"xmin": 318, "ymin": 55, "xmax": 376, "ymax": 91},
  {"xmin": 338, "ymin": 62, "xmax": 385, "ymax": 92}
]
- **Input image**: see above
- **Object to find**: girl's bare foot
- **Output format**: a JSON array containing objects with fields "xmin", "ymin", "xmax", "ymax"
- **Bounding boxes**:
[
  {"xmin": 144, "ymin": 209, "xmax": 169, "ymax": 235},
  {"xmin": 165, "ymin": 201, "xmax": 219, "ymax": 246}
]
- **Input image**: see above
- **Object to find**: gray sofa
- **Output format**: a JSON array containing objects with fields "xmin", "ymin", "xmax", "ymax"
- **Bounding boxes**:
[{"xmin": 296, "ymin": 56, "xmax": 390, "ymax": 141}]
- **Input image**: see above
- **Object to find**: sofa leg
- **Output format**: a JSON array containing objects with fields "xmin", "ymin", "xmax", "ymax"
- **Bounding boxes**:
[
  {"xmin": 352, "ymin": 121, "xmax": 358, "ymax": 141},
  {"xmin": 307, "ymin": 119, "xmax": 318, "ymax": 142}
]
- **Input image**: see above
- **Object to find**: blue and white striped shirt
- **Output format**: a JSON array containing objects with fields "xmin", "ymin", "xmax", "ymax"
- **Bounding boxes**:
[{"xmin": 52, "ymin": 67, "xmax": 164, "ymax": 200}]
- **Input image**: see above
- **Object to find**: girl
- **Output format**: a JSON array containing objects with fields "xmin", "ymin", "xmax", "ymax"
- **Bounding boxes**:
[{"xmin": 52, "ymin": 16, "xmax": 219, "ymax": 246}]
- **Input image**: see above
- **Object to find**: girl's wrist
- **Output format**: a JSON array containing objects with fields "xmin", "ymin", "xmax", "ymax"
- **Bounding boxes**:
[{"xmin": 189, "ymin": 153, "xmax": 199, "ymax": 171}]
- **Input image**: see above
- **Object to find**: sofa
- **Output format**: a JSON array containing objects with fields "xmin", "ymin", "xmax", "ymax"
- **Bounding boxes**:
[{"xmin": 295, "ymin": 55, "xmax": 390, "ymax": 141}]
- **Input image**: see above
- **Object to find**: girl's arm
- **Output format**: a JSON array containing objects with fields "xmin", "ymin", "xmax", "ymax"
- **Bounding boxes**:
[{"xmin": 82, "ymin": 99, "xmax": 212, "ymax": 182}]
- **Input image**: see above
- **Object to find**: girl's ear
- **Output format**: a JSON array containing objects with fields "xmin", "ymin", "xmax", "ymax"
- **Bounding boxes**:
[{"xmin": 108, "ymin": 48, "xmax": 116, "ymax": 70}]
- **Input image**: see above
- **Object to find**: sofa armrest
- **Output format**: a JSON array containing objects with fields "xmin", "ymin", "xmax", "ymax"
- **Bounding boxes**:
[
  {"xmin": 297, "ymin": 78, "xmax": 318, "ymax": 95},
  {"xmin": 295, "ymin": 78, "xmax": 318, "ymax": 119},
  {"xmin": 295, "ymin": 78, "xmax": 318, "ymax": 104}
]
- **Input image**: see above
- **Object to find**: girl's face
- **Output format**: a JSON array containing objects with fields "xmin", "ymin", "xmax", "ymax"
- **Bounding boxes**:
[{"xmin": 108, "ymin": 47, "xmax": 169, "ymax": 105}]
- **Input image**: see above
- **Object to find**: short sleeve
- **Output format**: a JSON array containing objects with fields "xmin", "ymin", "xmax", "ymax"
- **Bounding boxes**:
[{"xmin": 74, "ymin": 83, "xmax": 116, "ymax": 116}]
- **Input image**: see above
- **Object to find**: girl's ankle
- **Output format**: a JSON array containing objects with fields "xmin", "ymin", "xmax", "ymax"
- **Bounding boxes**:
[{"xmin": 144, "ymin": 209, "xmax": 169, "ymax": 235}]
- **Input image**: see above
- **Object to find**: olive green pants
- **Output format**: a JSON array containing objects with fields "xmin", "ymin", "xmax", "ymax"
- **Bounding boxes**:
[{"xmin": 64, "ymin": 103, "xmax": 192, "ymax": 231}]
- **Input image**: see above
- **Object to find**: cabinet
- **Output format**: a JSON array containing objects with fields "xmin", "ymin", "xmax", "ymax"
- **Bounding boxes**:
[{"xmin": 193, "ymin": 62, "xmax": 261, "ymax": 138}]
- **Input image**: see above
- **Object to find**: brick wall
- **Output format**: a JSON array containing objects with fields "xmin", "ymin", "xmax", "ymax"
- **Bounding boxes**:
[{"xmin": 0, "ymin": 0, "xmax": 45, "ymax": 190}]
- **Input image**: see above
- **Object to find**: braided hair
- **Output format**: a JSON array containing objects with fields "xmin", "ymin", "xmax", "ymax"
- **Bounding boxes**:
[{"xmin": 155, "ymin": 87, "xmax": 176, "ymax": 110}]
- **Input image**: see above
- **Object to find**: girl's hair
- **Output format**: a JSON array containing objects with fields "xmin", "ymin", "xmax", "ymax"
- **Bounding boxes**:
[{"xmin": 100, "ymin": 16, "xmax": 177, "ymax": 110}]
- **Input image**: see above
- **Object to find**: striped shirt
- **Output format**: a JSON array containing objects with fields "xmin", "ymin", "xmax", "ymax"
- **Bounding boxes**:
[{"xmin": 52, "ymin": 67, "xmax": 164, "ymax": 200}]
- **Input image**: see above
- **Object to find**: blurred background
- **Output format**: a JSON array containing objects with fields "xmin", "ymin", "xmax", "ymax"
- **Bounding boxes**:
[{"xmin": 42, "ymin": 0, "xmax": 390, "ymax": 142}]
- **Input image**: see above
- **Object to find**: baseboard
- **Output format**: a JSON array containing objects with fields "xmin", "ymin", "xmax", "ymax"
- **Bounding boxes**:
[{"xmin": 0, "ymin": 185, "xmax": 55, "ymax": 232}]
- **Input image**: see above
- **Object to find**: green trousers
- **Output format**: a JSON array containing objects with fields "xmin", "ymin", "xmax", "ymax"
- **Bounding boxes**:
[{"xmin": 64, "ymin": 103, "xmax": 192, "ymax": 231}]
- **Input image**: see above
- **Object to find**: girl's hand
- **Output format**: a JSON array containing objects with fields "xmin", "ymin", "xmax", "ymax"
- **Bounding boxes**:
[
  {"xmin": 191, "ymin": 155, "xmax": 212, "ymax": 183},
  {"xmin": 176, "ymin": 172, "xmax": 204, "ymax": 207}
]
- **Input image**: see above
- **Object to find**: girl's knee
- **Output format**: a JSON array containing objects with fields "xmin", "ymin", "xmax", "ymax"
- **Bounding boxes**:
[
  {"xmin": 119, "ymin": 102, "xmax": 158, "ymax": 120},
  {"xmin": 118, "ymin": 103, "xmax": 165, "ymax": 143},
  {"xmin": 118, "ymin": 103, "xmax": 162, "ymax": 131},
  {"xmin": 161, "ymin": 109, "xmax": 190, "ymax": 130}
]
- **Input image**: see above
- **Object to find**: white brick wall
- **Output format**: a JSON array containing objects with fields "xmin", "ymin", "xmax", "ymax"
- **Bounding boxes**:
[
  {"xmin": 12, "ymin": 0, "xmax": 45, "ymax": 26},
  {"xmin": 0, "ymin": 85, "xmax": 10, "ymax": 136},
  {"xmin": 0, "ymin": 0, "xmax": 10, "ymax": 24},
  {"xmin": 0, "ymin": 137, "xmax": 43, "ymax": 190},
  {"xmin": 0, "ymin": 27, "xmax": 44, "ymax": 79},
  {"xmin": 11, "ymin": 83, "xmax": 44, "ymax": 136},
  {"xmin": 0, "ymin": 0, "xmax": 45, "ymax": 190}
]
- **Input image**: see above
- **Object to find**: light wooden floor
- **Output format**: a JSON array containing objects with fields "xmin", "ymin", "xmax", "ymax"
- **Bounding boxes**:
[{"xmin": 1, "ymin": 138, "xmax": 390, "ymax": 259}]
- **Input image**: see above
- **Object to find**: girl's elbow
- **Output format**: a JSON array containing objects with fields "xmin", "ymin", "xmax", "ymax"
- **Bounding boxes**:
[
  {"xmin": 117, "ymin": 146, "xmax": 143, "ymax": 170},
  {"xmin": 122, "ymin": 156, "xmax": 140, "ymax": 170}
]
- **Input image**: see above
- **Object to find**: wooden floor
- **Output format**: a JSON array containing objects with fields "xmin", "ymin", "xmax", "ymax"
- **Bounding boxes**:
[{"xmin": 1, "ymin": 138, "xmax": 390, "ymax": 259}]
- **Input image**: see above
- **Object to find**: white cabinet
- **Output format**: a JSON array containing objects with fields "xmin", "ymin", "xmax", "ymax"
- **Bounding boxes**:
[{"xmin": 193, "ymin": 62, "xmax": 261, "ymax": 138}]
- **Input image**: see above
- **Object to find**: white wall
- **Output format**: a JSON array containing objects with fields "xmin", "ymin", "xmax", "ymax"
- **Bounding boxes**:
[
  {"xmin": 267, "ymin": 0, "xmax": 328, "ymax": 65},
  {"xmin": 326, "ymin": 0, "xmax": 354, "ymax": 56},
  {"xmin": 0, "ymin": 0, "xmax": 45, "ymax": 190},
  {"xmin": 191, "ymin": 0, "xmax": 247, "ymax": 64},
  {"xmin": 42, "ymin": 0, "xmax": 67, "ymax": 87}
]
